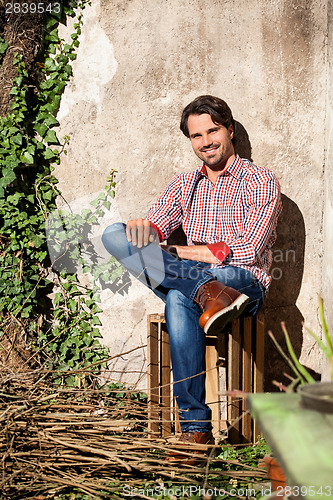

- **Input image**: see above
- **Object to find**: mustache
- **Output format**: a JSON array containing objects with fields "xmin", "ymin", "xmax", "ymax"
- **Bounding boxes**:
[{"xmin": 201, "ymin": 145, "xmax": 219, "ymax": 151}]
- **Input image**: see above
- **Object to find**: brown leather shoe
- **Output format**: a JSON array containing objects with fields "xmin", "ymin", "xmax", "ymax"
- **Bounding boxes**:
[
  {"xmin": 194, "ymin": 280, "xmax": 249, "ymax": 335},
  {"xmin": 165, "ymin": 431, "xmax": 215, "ymax": 466}
]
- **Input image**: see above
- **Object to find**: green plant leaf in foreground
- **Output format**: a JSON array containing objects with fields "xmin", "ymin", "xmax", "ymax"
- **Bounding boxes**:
[
  {"xmin": 281, "ymin": 322, "xmax": 316, "ymax": 384},
  {"xmin": 305, "ymin": 296, "xmax": 333, "ymax": 381},
  {"xmin": 270, "ymin": 295, "xmax": 333, "ymax": 387},
  {"xmin": 268, "ymin": 326, "xmax": 315, "ymax": 385}
]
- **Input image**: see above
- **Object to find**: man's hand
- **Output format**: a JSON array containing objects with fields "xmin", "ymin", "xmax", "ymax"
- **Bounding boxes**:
[
  {"xmin": 126, "ymin": 218, "xmax": 156, "ymax": 248},
  {"xmin": 163, "ymin": 244, "xmax": 221, "ymax": 264}
]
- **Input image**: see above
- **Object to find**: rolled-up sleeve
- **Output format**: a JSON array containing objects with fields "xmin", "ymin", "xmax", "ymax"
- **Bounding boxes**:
[{"xmin": 227, "ymin": 174, "xmax": 282, "ymax": 266}]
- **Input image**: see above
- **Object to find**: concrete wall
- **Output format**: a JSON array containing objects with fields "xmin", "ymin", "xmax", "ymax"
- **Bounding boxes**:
[
  {"xmin": 323, "ymin": 0, "xmax": 333, "ymax": 380},
  {"xmin": 55, "ymin": 0, "xmax": 331, "ymax": 388}
]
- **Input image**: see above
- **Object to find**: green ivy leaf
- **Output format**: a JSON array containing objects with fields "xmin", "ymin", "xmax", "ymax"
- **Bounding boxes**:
[
  {"xmin": 62, "ymin": 43, "xmax": 73, "ymax": 54},
  {"xmin": 92, "ymin": 316, "xmax": 102, "ymax": 326},
  {"xmin": 0, "ymin": 40, "xmax": 8, "ymax": 55},
  {"xmin": 14, "ymin": 76, "xmax": 23, "ymax": 87},
  {"xmin": 62, "ymin": 64, "xmax": 72, "ymax": 76},
  {"xmin": 10, "ymin": 134, "xmax": 23, "ymax": 145},
  {"xmin": 9, "ymin": 87, "xmax": 19, "ymax": 96},
  {"xmin": 56, "ymin": 54, "xmax": 69, "ymax": 64},
  {"xmin": 0, "ymin": 168, "xmax": 17, "ymax": 187},
  {"xmin": 34, "ymin": 123, "xmax": 48, "ymax": 137},
  {"xmin": 44, "ymin": 57, "xmax": 58, "ymax": 72},
  {"xmin": 44, "ymin": 129, "xmax": 59, "ymax": 145},
  {"xmin": 21, "ymin": 151, "xmax": 34, "ymax": 164},
  {"xmin": 45, "ymin": 16, "xmax": 59, "ymax": 29},
  {"xmin": 45, "ymin": 28, "xmax": 59, "ymax": 43},
  {"xmin": 7, "ymin": 192, "xmax": 22, "ymax": 205},
  {"xmin": 6, "ymin": 155, "xmax": 20, "ymax": 168},
  {"xmin": 32, "ymin": 234, "xmax": 45, "ymax": 248},
  {"xmin": 103, "ymin": 200, "xmax": 111, "ymax": 210}
]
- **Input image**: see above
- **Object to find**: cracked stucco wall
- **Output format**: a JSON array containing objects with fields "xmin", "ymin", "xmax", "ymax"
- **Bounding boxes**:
[
  {"xmin": 55, "ymin": 0, "xmax": 331, "ymax": 387},
  {"xmin": 322, "ymin": 0, "xmax": 333, "ymax": 380}
]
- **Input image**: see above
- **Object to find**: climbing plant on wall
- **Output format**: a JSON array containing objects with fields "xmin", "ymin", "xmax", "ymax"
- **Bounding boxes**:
[{"xmin": 0, "ymin": 0, "xmax": 123, "ymax": 383}]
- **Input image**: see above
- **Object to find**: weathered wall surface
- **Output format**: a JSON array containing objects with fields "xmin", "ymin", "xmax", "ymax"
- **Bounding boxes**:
[
  {"xmin": 55, "ymin": 0, "xmax": 330, "ymax": 387},
  {"xmin": 323, "ymin": 0, "xmax": 333, "ymax": 380}
]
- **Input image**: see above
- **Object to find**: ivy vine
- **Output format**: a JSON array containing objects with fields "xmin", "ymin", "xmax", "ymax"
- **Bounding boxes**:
[
  {"xmin": 0, "ymin": 38, "xmax": 8, "ymax": 67},
  {"xmin": 0, "ymin": 1, "xmax": 124, "ymax": 384}
]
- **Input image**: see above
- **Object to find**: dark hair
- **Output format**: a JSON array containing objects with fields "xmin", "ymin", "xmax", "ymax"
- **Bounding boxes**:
[{"xmin": 180, "ymin": 95, "xmax": 235, "ymax": 140}]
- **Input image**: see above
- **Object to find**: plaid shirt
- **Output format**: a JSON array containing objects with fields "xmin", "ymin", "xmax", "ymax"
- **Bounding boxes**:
[{"xmin": 146, "ymin": 155, "xmax": 282, "ymax": 289}]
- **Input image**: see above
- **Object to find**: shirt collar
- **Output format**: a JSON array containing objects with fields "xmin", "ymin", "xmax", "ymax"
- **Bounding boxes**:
[
  {"xmin": 199, "ymin": 164, "xmax": 208, "ymax": 177},
  {"xmin": 197, "ymin": 154, "xmax": 245, "ymax": 180}
]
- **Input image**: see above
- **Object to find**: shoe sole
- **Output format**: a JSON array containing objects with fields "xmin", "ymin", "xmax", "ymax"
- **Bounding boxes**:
[{"xmin": 203, "ymin": 294, "xmax": 250, "ymax": 335}]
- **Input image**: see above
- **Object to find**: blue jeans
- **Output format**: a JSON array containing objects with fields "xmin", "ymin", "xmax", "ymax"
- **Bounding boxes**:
[{"xmin": 102, "ymin": 223, "xmax": 266, "ymax": 432}]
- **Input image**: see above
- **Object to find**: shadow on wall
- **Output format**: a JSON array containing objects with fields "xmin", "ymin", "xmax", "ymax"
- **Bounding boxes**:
[
  {"xmin": 234, "ymin": 120, "xmax": 309, "ymax": 390},
  {"xmin": 263, "ymin": 194, "xmax": 307, "ymax": 391},
  {"xmin": 234, "ymin": 120, "xmax": 252, "ymax": 161}
]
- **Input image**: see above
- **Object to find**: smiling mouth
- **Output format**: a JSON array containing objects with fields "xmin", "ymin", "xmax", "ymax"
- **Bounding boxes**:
[{"xmin": 202, "ymin": 147, "xmax": 218, "ymax": 154}]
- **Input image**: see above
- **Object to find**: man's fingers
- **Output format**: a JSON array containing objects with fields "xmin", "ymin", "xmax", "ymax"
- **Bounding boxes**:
[
  {"xmin": 143, "ymin": 220, "xmax": 151, "ymax": 246},
  {"xmin": 126, "ymin": 218, "xmax": 152, "ymax": 248},
  {"xmin": 126, "ymin": 220, "xmax": 137, "ymax": 246},
  {"xmin": 136, "ymin": 223, "xmax": 143, "ymax": 248},
  {"xmin": 125, "ymin": 222, "xmax": 131, "ymax": 242}
]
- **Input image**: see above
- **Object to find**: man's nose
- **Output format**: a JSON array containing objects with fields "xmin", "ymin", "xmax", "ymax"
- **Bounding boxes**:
[{"xmin": 202, "ymin": 134, "xmax": 213, "ymax": 147}]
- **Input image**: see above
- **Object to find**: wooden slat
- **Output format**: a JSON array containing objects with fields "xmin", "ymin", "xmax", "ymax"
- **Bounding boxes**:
[
  {"xmin": 147, "ymin": 314, "xmax": 160, "ymax": 436},
  {"xmin": 161, "ymin": 325, "xmax": 172, "ymax": 436},
  {"xmin": 217, "ymin": 332, "xmax": 228, "ymax": 424},
  {"xmin": 254, "ymin": 313, "xmax": 265, "ymax": 394},
  {"xmin": 228, "ymin": 318, "xmax": 241, "ymax": 443},
  {"xmin": 242, "ymin": 316, "xmax": 253, "ymax": 443},
  {"xmin": 205, "ymin": 342, "xmax": 220, "ymax": 440},
  {"xmin": 253, "ymin": 313, "xmax": 265, "ymax": 441},
  {"xmin": 174, "ymin": 401, "xmax": 181, "ymax": 434}
]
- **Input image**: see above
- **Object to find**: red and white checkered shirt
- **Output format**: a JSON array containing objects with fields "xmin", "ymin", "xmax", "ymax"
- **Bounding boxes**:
[{"xmin": 146, "ymin": 155, "xmax": 282, "ymax": 289}]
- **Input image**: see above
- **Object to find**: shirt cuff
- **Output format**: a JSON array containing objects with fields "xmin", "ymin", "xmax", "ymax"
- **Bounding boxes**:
[
  {"xmin": 149, "ymin": 222, "xmax": 165, "ymax": 242},
  {"xmin": 206, "ymin": 241, "xmax": 230, "ymax": 263}
]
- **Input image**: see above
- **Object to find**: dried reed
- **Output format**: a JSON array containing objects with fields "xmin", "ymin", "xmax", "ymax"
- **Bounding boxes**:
[{"xmin": 0, "ymin": 342, "xmax": 266, "ymax": 500}]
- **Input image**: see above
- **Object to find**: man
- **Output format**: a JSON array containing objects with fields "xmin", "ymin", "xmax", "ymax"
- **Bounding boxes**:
[{"xmin": 102, "ymin": 95, "xmax": 281, "ymax": 464}]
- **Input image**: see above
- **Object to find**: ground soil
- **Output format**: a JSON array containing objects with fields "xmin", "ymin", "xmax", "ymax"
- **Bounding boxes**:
[
  {"xmin": 0, "ymin": 0, "xmax": 46, "ymax": 116},
  {"xmin": 0, "ymin": 313, "xmax": 43, "ymax": 373}
]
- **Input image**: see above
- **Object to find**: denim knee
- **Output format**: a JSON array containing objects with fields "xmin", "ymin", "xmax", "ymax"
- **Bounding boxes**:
[
  {"xmin": 165, "ymin": 290, "xmax": 202, "ymax": 345},
  {"xmin": 102, "ymin": 222, "xmax": 127, "ymax": 257}
]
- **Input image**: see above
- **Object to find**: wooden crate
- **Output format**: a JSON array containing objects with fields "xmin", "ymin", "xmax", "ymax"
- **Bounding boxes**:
[{"xmin": 147, "ymin": 313, "xmax": 264, "ymax": 443}]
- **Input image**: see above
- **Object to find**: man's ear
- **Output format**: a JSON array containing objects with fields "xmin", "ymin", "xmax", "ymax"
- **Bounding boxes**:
[{"xmin": 228, "ymin": 124, "xmax": 234, "ymax": 139}]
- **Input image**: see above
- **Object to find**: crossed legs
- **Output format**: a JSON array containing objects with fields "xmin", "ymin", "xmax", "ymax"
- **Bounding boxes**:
[{"xmin": 102, "ymin": 223, "xmax": 265, "ymax": 432}]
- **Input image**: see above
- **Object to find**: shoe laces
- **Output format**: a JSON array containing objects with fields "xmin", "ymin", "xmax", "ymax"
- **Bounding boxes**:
[{"xmin": 195, "ymin": 283, "xmax": 213, "ymax": 310}]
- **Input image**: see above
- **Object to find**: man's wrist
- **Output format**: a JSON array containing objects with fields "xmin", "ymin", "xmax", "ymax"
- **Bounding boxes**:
[
  {"xmin": 148, "ymin": 221, "xmax": 164, "ymax": 242},
  {"xmin": 176, "ymin": 245, "xmax": 219, "ymax": 264},
  {"xmin": 163, "ymin": 245, "xmax": 180, "ymax": 259}
]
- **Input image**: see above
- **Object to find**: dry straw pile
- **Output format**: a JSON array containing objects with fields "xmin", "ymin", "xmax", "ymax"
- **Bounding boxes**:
[{"xmin": 0, "ymin": 321, "xmax": 266, "ymax": 499}]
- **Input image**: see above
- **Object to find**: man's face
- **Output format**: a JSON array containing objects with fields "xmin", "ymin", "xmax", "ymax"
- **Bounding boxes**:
[{"xmin": 187, "ymin": 113, "xmax": 234, "ymax": 170}]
